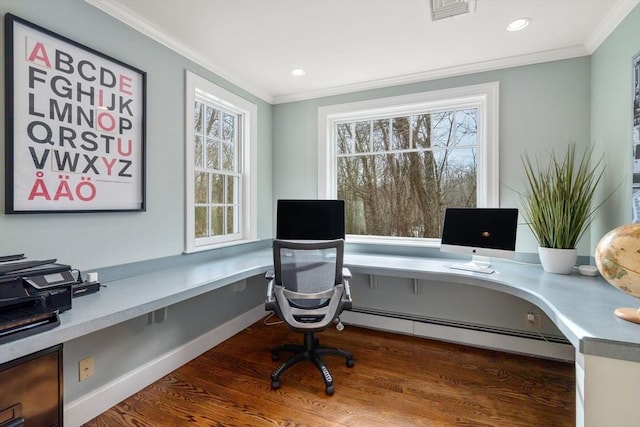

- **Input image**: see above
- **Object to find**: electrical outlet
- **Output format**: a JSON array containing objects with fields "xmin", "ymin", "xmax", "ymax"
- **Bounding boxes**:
[
  {"xmin": 79, "ymin": 356, "xmax": 94, "ymax": 381},
  {"xmin": 525, "ymin": 312, "xmax": 542, "ymax": 328}
]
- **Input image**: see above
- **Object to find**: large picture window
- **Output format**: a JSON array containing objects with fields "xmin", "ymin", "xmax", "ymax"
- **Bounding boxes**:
[
  {"xmin": 318, "ymin": 83, "xmax": 499, "ymax": 244},
  {"xmin": 185, "ymin": 71, "xmax": 257, "ymax": 252}
]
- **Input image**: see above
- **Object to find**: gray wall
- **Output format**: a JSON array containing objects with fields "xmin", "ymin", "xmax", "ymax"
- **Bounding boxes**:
[
  {"xmin": 348, "ymin": 272, "xmax": 565, "ymax": 338},
  {"xmin": 273, "ymin": 57, "xmax": 592, "ymax": 255},
  {"xmin": 0, "ymin": 0, "xmax": 272, "ymax": 407},
  {"xmin": 64, "ymin": 275, "xmax": 265, "ymax": 403},
  {"xmin": 0, "ymin": 0, "xmax": 274, "ymax": 270},
  {"xmin": 272, "ymin": 59, "xmax": 595, "ymax": 347},
  {"xmin": 590, "ymin": 4, "xmax": 640, "ymax": 246}
]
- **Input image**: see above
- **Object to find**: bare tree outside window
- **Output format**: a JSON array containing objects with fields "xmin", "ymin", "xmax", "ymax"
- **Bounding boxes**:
[{"xmin": 337, "ymin": 108, "xmax": 477, "ymax": 238}]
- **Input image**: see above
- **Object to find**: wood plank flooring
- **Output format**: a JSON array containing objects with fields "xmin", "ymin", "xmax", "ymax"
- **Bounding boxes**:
[{"xmin": 83, "ymin": 317, "xmax": 575, "ymax": 426}]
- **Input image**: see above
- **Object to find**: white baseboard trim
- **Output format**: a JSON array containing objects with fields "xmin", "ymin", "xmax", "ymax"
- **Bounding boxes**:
[
  {"xmin": 64, "ymin": 304, "xmax": 266, "ymax": 427},
  {"xmin": 340, "ymin": 310, "xmax": 575, "ymax": 362}
]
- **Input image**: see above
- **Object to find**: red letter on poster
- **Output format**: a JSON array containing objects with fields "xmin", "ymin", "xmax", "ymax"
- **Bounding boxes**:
[
  {"xmin": 27, "ymin": 41, "xmax": 51, "ymax": 68},
  {"xmin": 119, "ymin": 74, "xmax": 132, "ymax": 95}
]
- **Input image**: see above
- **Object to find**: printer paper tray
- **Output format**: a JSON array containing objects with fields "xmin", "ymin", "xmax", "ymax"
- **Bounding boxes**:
[{"xmin": 0, "ymin": 309, "xmax": 60, "ymax": 345}]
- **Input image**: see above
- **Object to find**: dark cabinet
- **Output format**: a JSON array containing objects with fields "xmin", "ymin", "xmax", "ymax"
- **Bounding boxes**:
[{"xmin": 0, "ymin": 345, "xmax": 62, "ymax": 427}]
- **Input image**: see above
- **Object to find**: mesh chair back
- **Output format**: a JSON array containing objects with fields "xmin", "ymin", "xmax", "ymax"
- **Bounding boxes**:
[{"xmin": 273, "ymin": 240, "xmax": 344, "ymax": 308}]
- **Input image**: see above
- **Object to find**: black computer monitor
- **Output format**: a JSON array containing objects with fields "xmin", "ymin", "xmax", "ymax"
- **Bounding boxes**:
[
  {"xmin": 440, "ymin": 208, "xmax": 518, "ymax": 274},
  {"xmin": 276, "ymin": 199, "xmax": 345, "ymax": 240}
]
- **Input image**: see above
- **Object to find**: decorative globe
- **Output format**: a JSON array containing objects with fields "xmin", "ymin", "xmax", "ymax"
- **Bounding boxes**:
[{"xmin": 595, "ymin": 223, "xmax": 640, "ymax": 299}]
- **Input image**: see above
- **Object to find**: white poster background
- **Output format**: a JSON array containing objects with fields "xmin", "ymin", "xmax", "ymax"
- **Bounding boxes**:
[{"xmin": 9, "ymin": 18, "xmax": 145, "ymax": 211}]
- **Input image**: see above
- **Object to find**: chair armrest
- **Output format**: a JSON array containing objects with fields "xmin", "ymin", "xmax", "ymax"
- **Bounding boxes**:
[
  {"xmin": 265, "ymin": 270, "xmax": 275, "ymax": 308},
  {"xmin": 342, "ymin": 267, "xmax": 352, "ymax": 302}
]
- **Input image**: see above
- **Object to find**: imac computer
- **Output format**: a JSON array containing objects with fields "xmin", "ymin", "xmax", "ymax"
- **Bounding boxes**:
[
  {"xmin": 276, "ymin": 199, "xmax": 345, "ymax": 240},
  {"xmin": 440, "ymin": 208, "xmax": 518, "ymax": 274}
]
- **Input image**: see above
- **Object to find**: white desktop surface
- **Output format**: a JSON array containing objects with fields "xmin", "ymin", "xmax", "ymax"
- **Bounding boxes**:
[
  {"xmin": 344, "ymin": 253, "xmax": 640, "ymax": 361},
  {"xmin": 2, "ymin": 248, "xmax": 639, "ymax": 365},
  {"xmin": 2, "ymin": 247, "xmax": 640, "ymax": 427},
  {"xmin": 0, "ymin": 249, "xmax": 273, "ymax": 365}
]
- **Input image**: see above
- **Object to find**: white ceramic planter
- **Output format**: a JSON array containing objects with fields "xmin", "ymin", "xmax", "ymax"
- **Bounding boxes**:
[{"xmin": 538, "ymin": 247, "xmax": 577, "ymax": 274}]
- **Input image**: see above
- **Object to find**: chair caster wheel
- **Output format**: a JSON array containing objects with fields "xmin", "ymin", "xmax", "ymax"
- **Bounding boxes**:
[
  {"xmin": 325, "ymin": 385, "xmax": 334, "ymax": 395},
  {"xmin": 271, "ymin": 380, "xmax": 280, "ymax": 390},
  {"xmin": 346, "ymin": 358, "xmax": 355, "ymax": 368}
]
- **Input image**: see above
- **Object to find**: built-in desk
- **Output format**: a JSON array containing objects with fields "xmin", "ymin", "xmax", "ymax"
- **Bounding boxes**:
[
  {"xmin": 345, "ymin": 253, "xmax": 640, "ymax": 359},
  {"xmin": 0, "ymin": 248, "xmax": 274, "ymax": 366},
  {"xmin": 345, "ymin": 252, "xmax": 640, "ymax": 427},
  {"xmin": 1, "ymin": 247, "xmax": 639, "ymax": 427}
]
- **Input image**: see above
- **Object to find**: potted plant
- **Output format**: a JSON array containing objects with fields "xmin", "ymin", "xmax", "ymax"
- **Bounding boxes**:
[{"xmin": 520, "ymin": 143, "xmax": 605, "ymax": 274}]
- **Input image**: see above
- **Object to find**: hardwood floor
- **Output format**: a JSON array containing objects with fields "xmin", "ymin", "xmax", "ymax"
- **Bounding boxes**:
[{"xmin": 84, "ymin": 318, "xmax": 575, "ymax": 426}]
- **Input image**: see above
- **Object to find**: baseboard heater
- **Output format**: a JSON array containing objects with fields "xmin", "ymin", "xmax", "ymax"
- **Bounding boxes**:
[
  {"xmin": 343, "ymin": 306, "xmax": 575, "ymax": 362},
  {"xmin": 347, "ymin": 306, "xmax": 569, "ymax": 344}
]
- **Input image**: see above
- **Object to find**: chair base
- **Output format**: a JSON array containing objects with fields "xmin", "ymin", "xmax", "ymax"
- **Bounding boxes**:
[{"xmin": 270, "ymin": 332, "xmax": 354, "ymax": 395}]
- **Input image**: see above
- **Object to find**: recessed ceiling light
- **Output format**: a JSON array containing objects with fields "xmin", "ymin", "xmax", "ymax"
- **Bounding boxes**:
[
  {"xmin": 506, "ymin": 17, "xmax": 532, "ymax": 32},
  {"xmin": 290, "ymin": 68, "xmax": 306, "ymax": 77}
]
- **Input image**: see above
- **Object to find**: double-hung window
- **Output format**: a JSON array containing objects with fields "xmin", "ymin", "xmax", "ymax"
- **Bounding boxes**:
[
  {"xmin": 318, "ymin": 82, "xmax": 499, "ymax": 245},
  {"xmin": 185, "ymin": 71, "xmax": 257, "ymax": 252}
]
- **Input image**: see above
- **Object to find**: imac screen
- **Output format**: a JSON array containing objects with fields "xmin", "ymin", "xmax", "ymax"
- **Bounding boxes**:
[
  {"xmin": 276, "ymin": 199, "xmax": 345, "ymax": 240},
  {"xmin": 440, "ymin": 208, "xmax": 518, "ymax": 273}
]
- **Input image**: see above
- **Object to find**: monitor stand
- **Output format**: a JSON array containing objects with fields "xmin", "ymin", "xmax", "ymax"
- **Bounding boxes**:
[{"xmin": 450, "ymin": 255, "xmax": 494, "ymax": 274}]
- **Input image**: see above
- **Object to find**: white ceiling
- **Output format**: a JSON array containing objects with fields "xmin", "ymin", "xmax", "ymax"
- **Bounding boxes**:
[{"xmin": 86, "ymin": 0, "xmax": 639, "ymax": 104}]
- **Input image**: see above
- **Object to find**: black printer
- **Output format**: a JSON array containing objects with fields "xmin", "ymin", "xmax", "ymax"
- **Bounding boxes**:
[{"xmin": 0, "ymin": 254, "xmax": 77, "ymax": 344}]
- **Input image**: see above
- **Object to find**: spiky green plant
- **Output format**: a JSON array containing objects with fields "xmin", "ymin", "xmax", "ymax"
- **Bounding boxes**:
[{"xmin": 520, "ymin": 143, "xmax": 605, "ymax": 249}]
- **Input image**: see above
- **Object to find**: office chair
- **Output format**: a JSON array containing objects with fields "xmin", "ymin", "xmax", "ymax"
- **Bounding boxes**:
[{"xmin": 265, "ymin": 239, "xmax": 354, "ymax": 395}]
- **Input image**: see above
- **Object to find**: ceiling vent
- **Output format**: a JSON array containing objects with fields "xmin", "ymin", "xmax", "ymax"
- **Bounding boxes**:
[{"xmin": 429, "ymin": 0, "xmax": 476, "ymax": 21}]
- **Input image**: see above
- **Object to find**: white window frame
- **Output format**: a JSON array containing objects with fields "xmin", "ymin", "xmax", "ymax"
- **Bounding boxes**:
[
  {"xmin": 185, "ymin": 71, "xmax": 257, "ymax": 253},
  {"xmin": 317, "ymin": 82, "xmax": 499, "ymax": 246}
]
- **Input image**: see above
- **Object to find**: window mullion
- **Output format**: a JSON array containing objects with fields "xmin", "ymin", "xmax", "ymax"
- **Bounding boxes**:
[
  {"xmin": 452, "ymin": 109, "xmax": 458, "ymax": 147},
  {"xmin": 207, "ymin": 172, "xmax": 212, "ymax": 237},
  {"xmin": 409, "ymin": 115, "xmax": 413, "ymax": 149}
]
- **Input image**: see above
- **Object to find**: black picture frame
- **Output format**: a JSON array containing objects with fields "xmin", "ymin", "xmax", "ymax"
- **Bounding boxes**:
[{"xmin": 4, "ymin": 13, "xmax": 146, "ymax": 213}]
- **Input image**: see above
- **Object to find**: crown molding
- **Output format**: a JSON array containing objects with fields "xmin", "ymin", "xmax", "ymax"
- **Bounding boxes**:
[
  {"xmin": 85, "ymin": 0, "xmax": 637, "ymax": 106},
  {"xmin": 84, "ymin": 0, "xmax": 275, "ymax": 104},
  {"xmin": 272, "ymin": 45, "xmax": 589, "ymax": 104},
  {"xmin": 584, "ymin": 0, "xmax": 639, "ymax": 54}
]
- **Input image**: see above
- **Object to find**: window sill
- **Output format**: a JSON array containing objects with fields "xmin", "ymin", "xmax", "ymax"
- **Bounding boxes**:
[
  {"xmin": 346, "ymin": 235, "xmax": 440, "ymax": 248},
  {"xmin": 184, "ymin": 238, "xmax": 261, "ymax": 254}
]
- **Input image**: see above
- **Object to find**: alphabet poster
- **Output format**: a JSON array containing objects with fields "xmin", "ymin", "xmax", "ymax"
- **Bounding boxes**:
[{"xmin": 4, "ymin": 14, "xmax": 146, "ymax": 213}]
